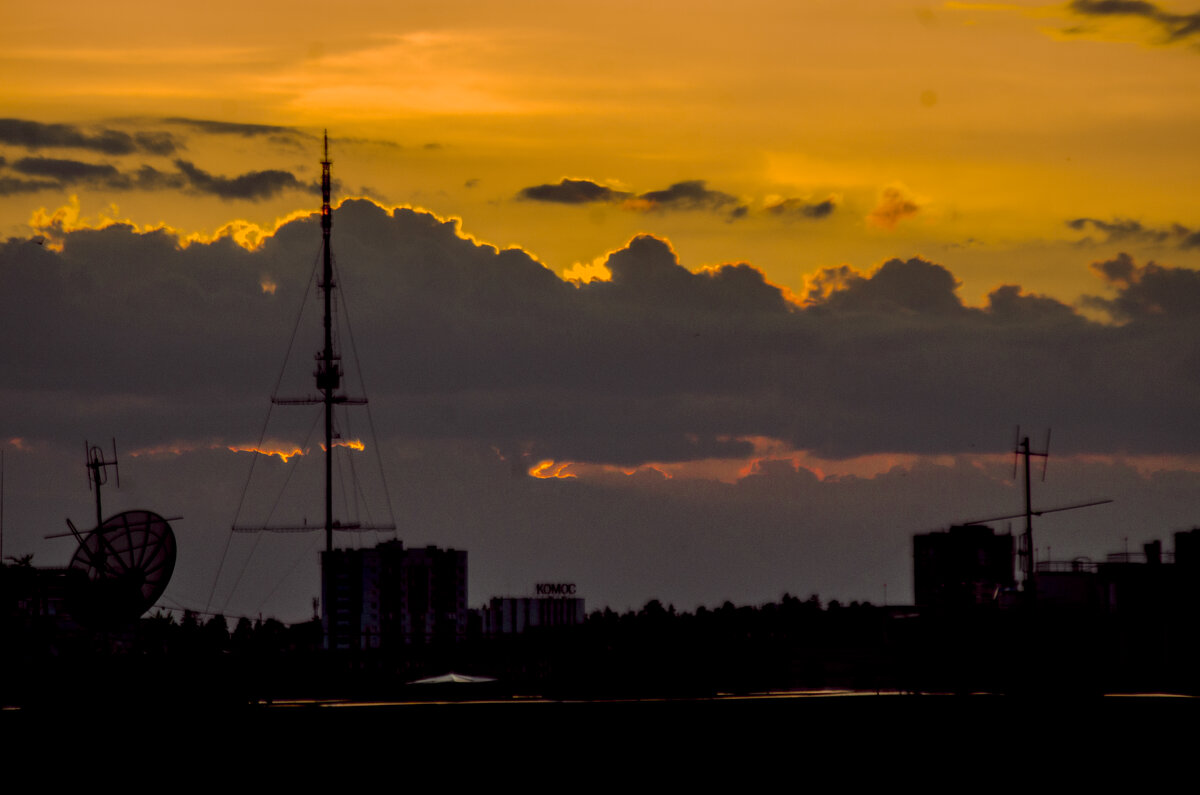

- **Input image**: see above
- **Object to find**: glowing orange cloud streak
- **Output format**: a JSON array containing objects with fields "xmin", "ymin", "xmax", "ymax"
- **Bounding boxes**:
[
  {"xmin": 320, "ymin": 439, "xmax": 366, "ymax": 452},
  {"xmin": 228, "ymin": 444, "xmax": 306, "ymax": 463},
  {"xmin": 528, "ymin": 459, "xmax": 576, "ymax": 479},
  {"xmin": 523, "ymin": 437, "xmax": 1007, "ymax": 488}
]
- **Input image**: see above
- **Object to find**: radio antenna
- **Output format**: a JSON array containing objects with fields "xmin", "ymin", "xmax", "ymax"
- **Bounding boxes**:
[{"xmin": 85, "ymin": 438, "xmax": 120, "ymax": 528}]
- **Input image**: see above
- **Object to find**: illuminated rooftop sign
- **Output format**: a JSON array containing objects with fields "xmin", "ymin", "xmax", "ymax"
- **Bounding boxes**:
[{"xmin": 535, "ymin": 582, "xmax": 577, "ymax": 596}]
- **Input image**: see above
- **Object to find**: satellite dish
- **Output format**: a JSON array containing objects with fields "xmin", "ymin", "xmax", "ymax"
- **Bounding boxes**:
[{"xmin": 68, "ymin": 510, "xmax": 177, "ymax": 624}]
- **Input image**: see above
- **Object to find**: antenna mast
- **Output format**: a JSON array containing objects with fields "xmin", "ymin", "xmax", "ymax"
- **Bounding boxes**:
[
  {"xmin": 85, "ymin": 438, "xmax": 120, "ymax": 528},
  {"xmin": 1014, "ymin": 428, "xmax": 1049, "ymax": 590},
  {"xmin": 235, "ymin": 132, "xmax": 390, "ymax": 541},
  {"xmin": 318, "ymin": 131, "xmax": 338, "ymax": 554}
]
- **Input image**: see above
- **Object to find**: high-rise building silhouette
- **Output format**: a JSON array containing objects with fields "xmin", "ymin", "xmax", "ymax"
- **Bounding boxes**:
[{"xmin": 322, "ymin": 540, "xmax": 467, "ymax": 650}]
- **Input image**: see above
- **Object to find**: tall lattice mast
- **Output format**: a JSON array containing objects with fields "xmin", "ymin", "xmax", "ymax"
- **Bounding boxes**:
[
  {"xmin": 258, "ymin": 132, "xmax": 381, "ymax": 548},
  {"xmin": 317, "ymin": 131, "xmax": 339, "ymax": 554}
]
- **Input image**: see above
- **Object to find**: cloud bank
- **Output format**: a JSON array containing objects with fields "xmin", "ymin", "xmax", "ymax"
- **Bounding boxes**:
[
  {"xmin": 5, "ymin": 199, "xmax": 1199, "ymax": 463},
  {"xmin": 5, "ymin": 200, "xmax": 1199, "ymax": 616}
]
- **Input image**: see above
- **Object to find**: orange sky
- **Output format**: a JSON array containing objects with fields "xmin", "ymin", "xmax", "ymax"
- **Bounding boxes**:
[{"xmin": 3, "ymin": 1, "xmax": 1198, "ymax": 306}]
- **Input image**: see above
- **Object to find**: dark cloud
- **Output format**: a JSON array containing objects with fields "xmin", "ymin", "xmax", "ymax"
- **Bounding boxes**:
[
  {"xmin": 517, "ymin": 177, "xmax": 745, "ymax": 219},
  {"xmin": 8, "ymin": 157, "xmax": 186, "ymax": 192},
  {"xmin": 518, "ymin": 178, "xmax": 631, "ymax": 204},
  {"xmin": 334, "ymin": 136, "xmax": 403, "ymax": 150},
  {"xmin": 174, "ymin": 159, "xmax": 306, "ymax": 200},
  {"xmin": 636, "ymin": 180, "xmax": 739, "ymax": 212},
  {"xmin": 8, "ymin": 155, "xmax": 305, "ymax": 198},
  {"xmin": 162, "ymin": 117, "xmax": 304, "ymax": 139},
  {"xmin": 14, "ymin": 156, "xmax": 121, "ymax": 182},
  {"xmin": 1084, "ymin": 252, "xmax": 1200, "ymax": 321},
  {"xmin": 134, "ymin": 131, "xmax": 180, "ymax": 156},
  {"xmin": 130, "ymin": 165, "xmax": 187, "ymax": 191},
  {"xmin": 804, "ymin": 257, "xmax": 964, "ymax": 315},
  {"xmin": 767, "ymin": 197, "xmax": 837, "ymax": 219},
  {"xmin": 0, "ymin": 176, "xmax": 60, "ymax": 196},
  {"xmin": 1068, "ymin": 217, "xmax": 1199, "ymax": 250},
  {"xmin": 984, "ymin": 284, "xmax": 1079, "ymax": 324},
  {"xmin": 1068, "ymin": 0, "xmax": 1200, "ymax": 44},
  {"xmin": 1067, "ymin": 216, "xmax": 1169, "ymax": 243},
  {"xmin": 0, "ymin": 118, "xmax": 180, "ymax": 155},
  {"xmin": 1090, "ymin": 251, "xmax": 1139, "ymax": 285},
  {"xmin": 593, "ymin": 235, "xmax": 791, "ymax": 318}
]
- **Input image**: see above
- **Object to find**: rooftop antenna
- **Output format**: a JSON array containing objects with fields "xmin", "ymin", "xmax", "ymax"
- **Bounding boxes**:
[
  {"xmin": 85, "ymin": 438, "xmax": 120, "ymax": 528},
  {"xmin": 35, "ymin": 440, "xmax": 180, "ymax": 625},
  {"xmin": 963, "ymin": 428, "xmax": 1110, "ymax": 595},
  {"xmin": 1014, "ymin": 426, "xmax": 1049, "ymax": 589}
]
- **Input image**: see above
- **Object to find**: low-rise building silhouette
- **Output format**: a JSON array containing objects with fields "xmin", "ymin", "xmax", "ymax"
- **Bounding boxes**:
[
  {"xmin": 481, "ymin": 583, "xmax": 586, "ymax": 636},
  {"xmin": 1036, "ymin": 529, "xmax": 1200, "ymax": 614}
]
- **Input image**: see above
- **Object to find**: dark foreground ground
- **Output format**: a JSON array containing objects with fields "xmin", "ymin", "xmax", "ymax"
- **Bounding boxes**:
[
  {"xmin": 6, "ymin": 690, "xmax": 1195, "ymax": 754},
  {"xmin": 5, "ymin": 691, "xmax": 1196, "ymax": 793}
]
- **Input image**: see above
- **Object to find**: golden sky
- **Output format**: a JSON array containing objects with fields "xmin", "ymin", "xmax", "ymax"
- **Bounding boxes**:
[{"xmin": 4, "ymin": 0, "xmax": 1198, "ymax": 305}]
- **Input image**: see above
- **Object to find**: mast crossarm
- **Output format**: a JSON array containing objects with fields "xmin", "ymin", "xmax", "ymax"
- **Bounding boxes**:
[
  {"xmin": 232, "ymin": 523, "xmax": 397, "ymax": 534},
  {"xmin": 272, "ymin": 396, "xmax": 368, "ymax": 405},
  {"xmin": 961, "ymin": 498, "xmax": 1113, "ymax": 526}
]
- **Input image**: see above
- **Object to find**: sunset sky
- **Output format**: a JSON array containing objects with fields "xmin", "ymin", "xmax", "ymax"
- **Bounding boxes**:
[{"xmin": 3, "ymin": 1, "xmax": 1199, "ymax": 621}]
